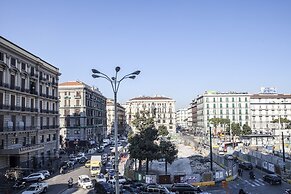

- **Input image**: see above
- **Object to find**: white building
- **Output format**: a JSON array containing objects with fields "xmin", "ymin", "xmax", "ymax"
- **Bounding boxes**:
[
  {"xmin": 126, "ymin": 96, "xmax": 176, "ymax": 133},
  {"xmin": 0, "ymin": 36, "xmax": 60, "ymax": 169},
  {"xmin": 196, "ymin": 91, "xmax": 251, "ymax": 135},
  {"xmin": 106, "ymin": 99, "xmax": 126, "ymax": 135},
  {"xmin": 250, "ymin": 93, "xmax": 291, "ymax": 136},
  {"xmin": 175, "ymin": 108, "xmax": 188, "ymax": 130},
  {"xmin": 59, "ymin": 81, "xmax": 107, "ymax": 148}
]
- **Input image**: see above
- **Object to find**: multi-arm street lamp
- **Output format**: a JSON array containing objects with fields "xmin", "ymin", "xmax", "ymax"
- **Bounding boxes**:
[{"xmin": 92, "ymin": 67, "xmax": 140, "ymax": 194}]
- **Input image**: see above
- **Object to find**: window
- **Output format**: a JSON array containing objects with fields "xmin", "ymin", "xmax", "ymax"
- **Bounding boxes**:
[
  {"xmin": 21, "ymin": 63, "xmax": 26, "ymax": 70},
  {"xmin": 10, "ymin": 57, "xmax": 16, "ymax": 66},
  {"xmin": 213, "ymin": 104, "xmax": 216, "ymax": 108},
  {"xmin": 238, "ymin": 103, "xmax": 241, "ymax": 108},
  {"xmin": 226, "ymin": 104, "xmax": 229, "ymax": 108},
  {"xmin": 207, "ymin": 104, "xmax": 209, "ymax": 108},
  {"xmin": 207, "ymin": 110, "xmax": 209, "ymax": 114},
  {"xmin": 220, "ymin": 104, "xmax": 222, "ymax": 108},
  {"xmin": 239, "ymin": 97, "xmax": 241, "ymax": 102},
  {"xmin": 220, "ymin": 110, "xmax": 223, "ymax": 114},
  {"xmin": 245, "ymin": 103, "xmax": 248, "ymax": 108},
  {"xmin": 220, "ymin": 98, "xmax": 222, "ymax": 102},
  {"xmin": 232, "ymin": 103, "xmax": 235, "ymax": 108},
  {"xmin": 213, "ymin": 98, "xmax": 216, "ymax": 102},
  {"xmin": 245, "ymin": 97, "xmax": 247, "ymax": 102},
  {"xmin": 232, "ymin": 97, "xmax": 234, "ymax": 102},
  {"xmin": 0, "ymin": 51, "xmax": 4, "ymax": 61},
  {"xmin": 226, "ymin": 98, "xmax": 229, "ymax": 102}
]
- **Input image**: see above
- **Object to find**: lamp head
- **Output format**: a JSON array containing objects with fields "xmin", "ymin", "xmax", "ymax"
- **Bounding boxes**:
[
  {"xmin": 92, "ymin": 69, "xmax": 100, "ymax": 74},
  {"xmin": 115, "ymin": 66, "xmax": 121, "ymax": 72},
  {"xmin": 132, "ymin": 70, "xmax": 141, "ymax": 75},
  {"xmin": 92, "ymin": 74, "xmax": 101, "ymax": 78},
  {"xmin": 128, "ymin": 76, "xmax": 136, "ymax": 79},
  {"xmin": 111, "ymin": 77, "xmax": 115, "ymax": 81}
]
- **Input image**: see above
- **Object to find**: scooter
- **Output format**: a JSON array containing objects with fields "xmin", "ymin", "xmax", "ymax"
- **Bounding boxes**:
[
  {"xmin": 13, "ymin": 181, "xmax": 26, "ymax": 190},
  {"xmin": 68, "ymin": 181, "xmax": 73, "ymax": 188}
]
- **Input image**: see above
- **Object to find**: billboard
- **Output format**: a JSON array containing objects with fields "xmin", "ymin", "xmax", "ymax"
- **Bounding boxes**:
[{"xmin": 260, "ymin": 87, "xmax": 277, "ymax": 94}]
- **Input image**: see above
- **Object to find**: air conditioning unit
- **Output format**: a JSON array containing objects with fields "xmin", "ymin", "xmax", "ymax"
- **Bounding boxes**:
[{"xmin": 7, "ymin": 121, "xmax": 13, "ymax": 128}]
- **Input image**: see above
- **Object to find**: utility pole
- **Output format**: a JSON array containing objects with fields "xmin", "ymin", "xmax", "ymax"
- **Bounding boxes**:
[
  {"xmin": 282, "ymin": 132, "xmax": 286, "ymax": 164},
  {"xmin": 210, "ymin": 126, "xmax": 213, "ymax": 171}
]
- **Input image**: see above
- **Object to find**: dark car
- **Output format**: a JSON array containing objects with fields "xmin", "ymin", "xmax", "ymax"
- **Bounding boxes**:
[
  {"xmin": 263, "ymin": 174, "xmax": 282, "ymax": 185},
  {"xmin": 95, "ymin": 181, "xmax": 114, "ymax": 194},
  {"xmin": 171, "ymin": 183, "xmax": 202, "ymax": 193},
  {"xmin": 239, "ymin": 162, "xmax": 253, "ymax": 170}
]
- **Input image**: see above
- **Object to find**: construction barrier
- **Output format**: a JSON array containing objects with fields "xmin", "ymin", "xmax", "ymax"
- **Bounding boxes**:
[{"xmin": 192, "ymin": 181, "xmax": 215, "ymax": 187}]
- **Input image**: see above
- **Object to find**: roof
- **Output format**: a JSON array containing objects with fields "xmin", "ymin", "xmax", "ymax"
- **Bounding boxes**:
[
  {"xmin": 59, "ymin": 81, "xmax": 84, "ymax": 86},
  {"xmin": 129, "ymin": 96, "xmax": 173, "ymax": 101},
  {"xmin": 251, "ymin": 94, "xmax": 291, "ymax": 99}
]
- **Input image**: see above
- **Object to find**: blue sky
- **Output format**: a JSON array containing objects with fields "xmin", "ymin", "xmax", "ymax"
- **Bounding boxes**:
[{"xmin": 1, "ymin": 1, "xmax": 291, "ymax": 109}]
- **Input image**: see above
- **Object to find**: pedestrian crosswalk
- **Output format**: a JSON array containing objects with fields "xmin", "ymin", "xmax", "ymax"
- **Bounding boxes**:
[
  {"xmin": 244, "ymin": 178, "xmax": 265, "ymax": 187},
  {"xmin": 229, "ymin": 178, "xmax": 266, "ymax": 190}
]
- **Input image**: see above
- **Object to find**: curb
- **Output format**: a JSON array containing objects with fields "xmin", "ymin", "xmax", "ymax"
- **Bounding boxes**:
[{"xmin": 192, "ymin": 181, "xmax": 215, "ymax": 187}]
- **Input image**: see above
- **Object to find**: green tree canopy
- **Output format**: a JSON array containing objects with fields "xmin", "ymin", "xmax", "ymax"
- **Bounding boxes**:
[
  {"xmin": 158, "ymin": 125, "xmax": 169, "ymax": 137},
  {"xmin": 131, "ymin": 111, "xmax": 155, "ymax": 132},
  {"xmin": 231, "ymin": 122, "xmax": 241, "ymax": 136},
  {"xmin": 159, "ymin": 140, "xmax": 178, "ymax": 174},
  {"xmin": 242, "ymin": 124, "xmax": 252, "ymax": 135}
]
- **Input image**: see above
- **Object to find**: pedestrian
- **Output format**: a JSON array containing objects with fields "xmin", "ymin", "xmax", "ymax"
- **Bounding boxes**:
[
  {"xmin": 238, "ymin": 168, "xmax": 241, "ymax": 176},
  {"xmin": 240, "ymin": 169, "xmax": 243, "ymax": 177}
]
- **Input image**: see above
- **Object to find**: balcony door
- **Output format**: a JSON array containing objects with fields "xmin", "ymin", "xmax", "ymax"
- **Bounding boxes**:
[
  {"xmin": 11, "ymin": 95, "xmax": 15, "ymax": 110},
  {"xmin": 0, "ymin": 115, "xmax": 3, "ymax": 132}
]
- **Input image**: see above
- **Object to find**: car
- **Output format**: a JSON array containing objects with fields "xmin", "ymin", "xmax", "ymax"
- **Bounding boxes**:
[
  {"xmin": 285, "ymin": 189, "xmax": 291, "ymax": 194},
  {"xmin": 96, "ymin": 173, "xmax": 107, "ymax": 182},
  {"xmin": 21, "ymin": 182, "xmax": 48, "ymax": 194},
  {"xmin": 85, "ymin": 160, "xmax": 91, "ymax": 168},
  {"xmin": 37, "ymin": 170, "xmax": 50, "ymax": 179},
  {"xmin": 263, "ymin": 174, "xmax": 282, "ymax": 185},
  {"xmin": 224, "ymin": 154, "xmax": 234, "ymax": 160},
  {"xmin": 79, "ymin": 156, "xmax": 88, "ymax": 164},
  {"xmin": 76, "ymin": 153, "xmax": 86, "ymax": 161},
  {"xmin": 22, "ymin": 173, "xmax": 45, "ymax": 182},
  {"xmin": 102, "ymin": 153, "xmax": 108, "ymax": 160},
  {"xmin": 239, "ymin": 162, "xmax": 253, "ymax": 170},
  {"xmin": 94, "ymin": 181, "xmax": 114, "ymax": 194},
  {"xmin": 78, "ymin": 175, "xmax": 93, "ymax": 189},
  {"xmin": 171, "ymin": 183, "xmax": 202, "ymax": 193},
  {"xmin": 146, "ymin": 185, "xmax": 174, "ymax": 194}
]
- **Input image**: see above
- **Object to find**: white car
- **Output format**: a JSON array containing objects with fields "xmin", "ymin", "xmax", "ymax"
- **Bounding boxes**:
[
  {"xmin": 22, "ymin": 173, "xmax": 45, "ymax": 182},
  {"xmin": 37, "ymin": 170, "xmax": 50, "ymax": 179},
  {"xmin": 78, "ymin": 175, "xmax": 93, "ymax": 189},
  {"xmin": 96, "ymin": 173, "xmax": 107, "ymax": 182},
  {"xmin": 22, "ymin": 182, "xmax": 48, "ymax": 194}
]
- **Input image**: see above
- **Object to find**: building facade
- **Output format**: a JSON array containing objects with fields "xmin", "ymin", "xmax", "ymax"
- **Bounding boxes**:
[
  {"xmin": 59, "ymin": 81, "xmax": 107, "ymax": 149},
  {"xmin": 126, "ymin": 96, "xmax": 176, "ymax": 133},
  {"xmin": 0, "ymin": 36, "xmax": 60, "ymax": 169},
  {"xmin": 106, "ymin": 99, "xmax": 126, "ymax": 135},
  {"xmin": 250, "ymin": 94, "xmax": 291, "ymax": 136},
  {"xmin": 175, "ymin": 108, "xmax": 188, "ymax": 130},
  {"xmin": 196, "ymin": 91, "xmax": 251, "ymax": 135}
]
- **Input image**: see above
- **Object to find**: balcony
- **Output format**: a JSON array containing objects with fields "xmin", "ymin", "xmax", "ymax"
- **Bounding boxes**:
[
  {"xmin": 0, "ymin": 144, "xmax": 44, "ymax": 155},
  {"xmin": 74, "ymin": 95, "xmax": 81, "ymax": 99}
]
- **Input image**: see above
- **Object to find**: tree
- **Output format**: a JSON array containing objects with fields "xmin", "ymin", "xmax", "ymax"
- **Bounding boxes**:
[
  {"xmin": 242, "ymin": 124, "xmax": 252, "ymax": 135},
  {"xmin": 231, "ymin": 122, "xmax": 241, "ymax": 136},
  {"xmin": 158, "ymin": 125, "xmax": 169, "ymax": 137},
  {"xmin": 131, "ymin": 111, "xmax": 155, "ymax": 132},
  {"xmin": 128, "ymin": 111, "xmax": 160, "ymax": 174},
  {"xmin": 271, "ymin": 118, "xmax": 291, "ymax": 129},
  {"xmin": 159, "ymin": 140, "xmax": 178, "ymax": 175},
  {"xmin": 209, "ymin": 118, "xmax": 221, "ymax": 135}
]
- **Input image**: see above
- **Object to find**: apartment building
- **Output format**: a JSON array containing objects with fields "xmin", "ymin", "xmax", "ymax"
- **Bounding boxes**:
[
  {"xmin": 59, "ymin": 81, "xmax": 107, "ymax": 149},
  {"xmin": 126, "ymin": 96, "xmax": 176, "ymax": 133},
  {"xmin": 250, "ymin": 93, "xmax": 291, "ymax": 136},
  {"xmin": 196, "ymin": 91, "xmax": 251, "ymax": 135},
  {"xmin": 175, "ymin": 108, "xmax": 188, "ymax": 130},
  {"xmin": 106, "ymin": 99, "xmax": 126, "ymax": 135},
  {"xmin": 0, "ymin": 36, "xmax": 60, "ymax": 169}
]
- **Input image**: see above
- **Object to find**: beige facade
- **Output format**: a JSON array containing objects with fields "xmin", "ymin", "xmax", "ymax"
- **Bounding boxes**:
[
  {"xmin": 0, "ymin": 36, "xmax": 60, "ymax": 169},
  {"xmin": 250, "ymin": 94, "xmax": 291, "ymax": 136},
  {"xmin": 59, "ymin": 81, "xmax": 107, "ymax": 148},
  {"xmin": 126, "ymin": 96, "xmax": 176, "ymax": 133},
  {"xmin": 106, "ymin": 99, "xmax": 126, "ymax": 135}
]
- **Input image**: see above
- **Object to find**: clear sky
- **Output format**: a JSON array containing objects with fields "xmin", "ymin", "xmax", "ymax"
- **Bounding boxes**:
[{"xmin": 1, "ymin": 1, "xmax": 291, "ymax": 109}]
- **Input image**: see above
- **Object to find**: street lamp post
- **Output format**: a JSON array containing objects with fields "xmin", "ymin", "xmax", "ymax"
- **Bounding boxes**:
[
  {"xmin": 209, "ymin": 126, "xmax": 213, "ymax": 171},
  {"xmin": 92, "ymin": 67, "xmax": 140, "ymax": 194}
]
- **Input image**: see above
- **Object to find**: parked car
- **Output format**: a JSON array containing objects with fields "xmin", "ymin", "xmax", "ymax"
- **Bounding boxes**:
[
  {"xmin": 79, "ymin": 156, "xmax": 88, "ymax": 164},
  {"xmin": 78, "ymin": 175, "xmax": 93, "ymax": 189},
  {"xmin": 94, "ymin": 181, "xmax": 114, "ymax": 194},
  {"xmin": 263, "ymin": 174, "xmax": 282, "ymax": 185},
  {"xmin": 85, "ymin": 160, "xmax": 91, "ymax": 168},
  {"xmin": 238, "ymin": 162, "xmax": 253, "ymax": 170},
  {"xmin": 171, "ymin": 183, "xmax": 202, "ymax": 193},
  {"xmin": 22, "ymin": 173, "xmax": 45, "ymax": 182},
  {"xmin": 37, "ymin": 170, "xmax": 50, "ymax": 178},
  {"xmin": 21, "ymin": 182, "xmax": 48, "ymax": 194}
]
